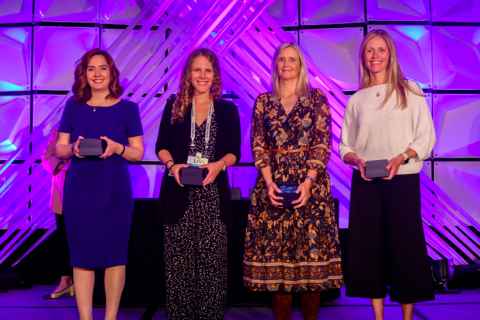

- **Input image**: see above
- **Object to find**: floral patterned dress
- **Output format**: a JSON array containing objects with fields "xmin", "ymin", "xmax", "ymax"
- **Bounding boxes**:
[{"xmin": 243, "ymin": 88, "xmax": 344, "ymax": 292}]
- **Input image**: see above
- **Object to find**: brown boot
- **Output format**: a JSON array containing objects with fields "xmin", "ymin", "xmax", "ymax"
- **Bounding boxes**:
[
  {"xmin": 272, "ymin": 291, "xmax": 293, "ymax": 320},
  {"xmin": 300, "ymin": 292, "xmax": 320, "ymax": 320}
]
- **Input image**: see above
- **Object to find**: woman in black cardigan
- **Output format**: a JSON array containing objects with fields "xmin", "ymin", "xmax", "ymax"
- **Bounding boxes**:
[{"xmin": 155, "ymin": 48, "xmax": 241, "ymax": 320}]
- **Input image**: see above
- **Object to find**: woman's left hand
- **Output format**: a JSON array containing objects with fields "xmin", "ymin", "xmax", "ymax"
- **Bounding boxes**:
[
  {"xmin": 200, "ymin": 161, "xmax": 224, "ymax": 186},
  {"xmin": 100, "ymin": 136, "xmax": 122, "ymax": 159},
  {"xmin": 292, "ymin": 180, "xmax": 312, "ymax": 209},
  {"xmin": 383, "ymin": 155, "xmax": 404, "ymax": 180}
]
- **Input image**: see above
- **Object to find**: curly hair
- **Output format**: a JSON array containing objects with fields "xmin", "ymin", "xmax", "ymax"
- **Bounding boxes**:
[
  {"xmin": 171, "ymin": 48, "xmax": 222, "ymax": 124},
  {"xmin": 72, "ymin": 48, "xmax": 124, "ymax": 104}
]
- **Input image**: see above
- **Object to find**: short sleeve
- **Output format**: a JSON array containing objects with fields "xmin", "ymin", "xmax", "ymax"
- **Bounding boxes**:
[
  {"xmin": 127, "ymin": 102, "xmax": 143, "ymax": 137},
  {"xmin": 58, "ymin": 99, "xmax": 73, "ymax": 134}
]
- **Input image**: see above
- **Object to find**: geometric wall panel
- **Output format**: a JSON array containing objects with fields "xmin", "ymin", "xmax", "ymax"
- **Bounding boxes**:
[
  {"xmin": 266, "ymin": 0, "xmax": 298, "ymax": 27},
  {"xmin": 101, "ymin": 29, "xmax": 165, "ymax": 93},
  {"xmin": 0, "ymin": 0, "xmax": 33, "ymax": 23},
  {"xmin": 366, "ymin": 0, "xmax": 430, "ymax": 21},
  {"xmin": 300, "ymin": 0, "xmax": 364, "ymax": 25},
  {"xmin": 0, "ymin": 96, "xmax": 30, "ymax": 160},
  {"xmin": 233, "ymin": 166, "xmax": 258, "ymax": 198},
  {"xmin": 433, "ymin": 94, "xmax": 480, "ymax": 158},
  {"xmin": 368, "ymin": 25, "xmax": 432, "ymax": 88},
  {"xmin": 300, "ymin": 27, "xmax": 364, "ymax": 91},
  {"xmin": 432, "ymin": 0, "xmax": 480, "ymax": 22},
  {"xmin": 0, "ymin": 27, "xmax": 32, "ymax": 91},
  {"xmin": 100, "ymin": 0, "xmax": 161, "ymax": 25},
  {"xmin": 32, "ymin": 94, "xmax": 66, "ymax": 150},
  {"xmin": 128, "ymin": 164, "xmax": 164, "ymax": 199},
  {"xmin": 434, "ymin": 162, "xmax": 480, "ymax": 224},
  {"xmin": 34, "ymin": 0, "xmax": 99, "ymax": 23},
  {"xmin": 433, "ymin": 26, "xmax": 480, "ymax": 90},
  {"xmin": 33, "ymin": 27, "xmax": 99, "ymax": 90}
]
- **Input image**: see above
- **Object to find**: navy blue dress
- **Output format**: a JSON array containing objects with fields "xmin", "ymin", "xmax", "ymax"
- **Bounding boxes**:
[{"xmin": 59, "ymin": 98, "xmax": 143, "ymax": 268}]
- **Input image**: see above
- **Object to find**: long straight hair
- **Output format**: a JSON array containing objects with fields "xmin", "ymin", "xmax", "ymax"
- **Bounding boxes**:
[
  {"xmin": 271, "ymin": 42, "xmax": 310, "ymax": 101},
  {"xmin": 359, "ymin": 29, "xmax": 423, "ymax": 109}
]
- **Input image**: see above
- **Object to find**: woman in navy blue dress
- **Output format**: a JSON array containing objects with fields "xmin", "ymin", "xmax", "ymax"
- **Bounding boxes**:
[{"xmin": 56, "ymin": 49, "xmax": 144, "ymax": 320}]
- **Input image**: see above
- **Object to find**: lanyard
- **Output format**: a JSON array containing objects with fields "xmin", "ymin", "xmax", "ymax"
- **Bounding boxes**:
[{"xmin": 190, "ymin": 99, "xmax": 213, "ymax": 157}]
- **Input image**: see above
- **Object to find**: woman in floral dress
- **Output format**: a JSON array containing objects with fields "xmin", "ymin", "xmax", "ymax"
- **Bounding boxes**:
[{"xmin": 243, "ymin": 42, "xmax": 344, "ymax": 320}]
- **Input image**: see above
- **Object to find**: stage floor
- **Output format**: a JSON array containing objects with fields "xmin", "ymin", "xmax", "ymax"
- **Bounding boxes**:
[{"xmin": 1, "ymin": 285, "xmax": 479, "ymax": 319}]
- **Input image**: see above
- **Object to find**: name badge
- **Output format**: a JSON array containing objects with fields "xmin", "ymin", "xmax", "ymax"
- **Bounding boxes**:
[{"xmin": 187, "ymin": 152, "xmax": 209, "ymax": 167}]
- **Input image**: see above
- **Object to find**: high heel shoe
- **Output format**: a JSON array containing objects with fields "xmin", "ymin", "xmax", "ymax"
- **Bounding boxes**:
[{"xmin": 43, "ymin": 284, "xmax": 74, "ymax": 299}]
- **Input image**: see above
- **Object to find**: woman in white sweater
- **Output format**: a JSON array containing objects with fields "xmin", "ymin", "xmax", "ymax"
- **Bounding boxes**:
[{"xmin": 339, "ymin": 29, "xmax": 435, "ymax": 320}]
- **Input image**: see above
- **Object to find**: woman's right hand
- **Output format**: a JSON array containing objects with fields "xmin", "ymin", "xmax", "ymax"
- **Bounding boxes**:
[
  {"xmin": 354, "ymin": 158, "xmax": 371, "ymax": 181},
  {"xmin": 170, "ymin": 163, "xmax": 188, "ymax": 187},
  {"xmin": 266, "ymin": 181, "xmax": 284, "ymax": 207},
  {"xmin": 73, "ymin": 136, "xmax": 85, "ymax": 158}
]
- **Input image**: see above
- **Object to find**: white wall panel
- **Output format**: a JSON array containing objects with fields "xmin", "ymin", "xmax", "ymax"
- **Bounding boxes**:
[
  {"xmin": 434, "ymin": 162, "xmax": 480, "ymax": 225},
  {"xmin": 300, "ymin": 27, "xmax": 364, "ymax": 91},
  {"xmin": 301, "ymin": 0, "xmax": 364, "ymax": 25},
  {"xmin": 33, "ymin": 27, "xmax": 99, "ymax": 90},
  {"xmin": 433, "ymin": 94, "xmax": 480, "ymax": 158}
]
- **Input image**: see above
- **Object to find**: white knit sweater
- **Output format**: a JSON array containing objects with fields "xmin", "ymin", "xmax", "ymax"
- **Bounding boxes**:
[{"xmin": 339, "ymin": 81, "xmax": 436, "ymax": 175}]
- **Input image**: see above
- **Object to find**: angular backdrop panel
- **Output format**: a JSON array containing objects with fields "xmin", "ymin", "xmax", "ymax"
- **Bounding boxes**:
[
  {"xmin": 434, "ymin": 162, "xmax": 480, "ymax": 224},
  {"xmin": 433, "ymin": 26, "xmax": 480, "ymax": 90},
  {"xmin": 0, "ymin": 0, "xmax": 33, "ymax": 23},
  {"xmin": 0, "ymin": 27, "xmax": 32, "ymax": 91},
  {"xmin": 300, "ymin": 0, "xmax": 364, "ymax": 25},
  {"xmin": 128, "ymin": 164, "xmax": 165, "ymax": 199},
  {"xmin": 32, "ymin": 94, "xmax": 68, "ymax": 151},
  {"xmin": 33, "ymin": 26, "xmax": 99, "ymax": 90},
  {"xmin": 0, "ymin": 96, "xmax": 31, "ymax": 160},
  {"xmin": 368, "ymin": 25, "xmax": 432, "ymax": 88},
  {"xmin": 34, "ymin": 0, "xmax": 100, "ymax": 23},
  {"xmin": 101, "ymin": 28, "xmax": 165, "ymax": 94},
  {"xmin": 266, "ymin": 0, "xmax": 298, "ymax": 27},
  {"xmin": 300, "ymin": 27, "xmax": 364, "ymax": 91},
  {"xmin": 432, "ymin": 0, "xmax": 480, "ymax": 22},
  {"xmin": 433, "ymin": 94, "xmax": 480, "ymax": 158},
  {"xmin": 366, "ymin": 0, "xmax": 430, "ymax": 21}
]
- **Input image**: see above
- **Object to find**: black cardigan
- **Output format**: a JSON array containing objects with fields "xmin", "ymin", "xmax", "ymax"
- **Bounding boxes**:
[{"xmin": 155, "ymin": 96, "xmax": 242, "ymax": 229}]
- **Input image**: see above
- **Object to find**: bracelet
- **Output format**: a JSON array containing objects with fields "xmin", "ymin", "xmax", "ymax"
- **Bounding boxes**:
[
  {"xmin": 305, "ymin": 176, "xmax": 314, "ymax": 183},
  {"xmin": 221, "ymin": 159, "xmax": 226, "ymax": 171},
  {"xmin": 116, "ymin": 145, "xmax": 126, "ymax": 157},
  {"xmin": 165, "ymin": 160, "xmax": 174, "ymax": 170},
  {"xmin": 168, "ymin": 164, "xmax": 177, "ymax": 177},
  {"xmin": 266, "ymin": 180, "xmax": 274, "ymax": 186}
]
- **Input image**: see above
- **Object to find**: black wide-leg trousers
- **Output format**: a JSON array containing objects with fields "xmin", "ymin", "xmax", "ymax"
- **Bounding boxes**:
[{"xmin": 344, "ymin": 170, "xmax": 434, "ymax": 303}]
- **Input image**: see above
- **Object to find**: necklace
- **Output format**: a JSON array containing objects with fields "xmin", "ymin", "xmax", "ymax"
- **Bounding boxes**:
[
  {"xmin": 87, "ymin": 100, "xmax": 111, "ymax": 112},
  {"xmin": 371, "ymin": 81, "xmax": 381, "ymax": 97}
]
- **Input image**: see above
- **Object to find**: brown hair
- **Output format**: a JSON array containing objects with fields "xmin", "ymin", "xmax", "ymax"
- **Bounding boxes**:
[
  {"xmin": 359, "ymin": 29, "xmax": 423, "ymax": 110},
  {"xmin": 171, "ymin": 48, "xmax": 222, "ymax": 124},
  {"xmin": 72, "ymin": 48, "xmax": 124, "ymax": 104}
]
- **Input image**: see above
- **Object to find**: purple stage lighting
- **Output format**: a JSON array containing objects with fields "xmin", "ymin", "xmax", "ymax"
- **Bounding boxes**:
[
  {"xmin": 33, "ymin": 26, "xmax": 99, "ymax": 90},
  {"xmin": 300, "ymin": 0, "xmax": 364, "ymax": 25},
  {"xmin": 0, "ymin": 28, "xmax": 32, "ymax": 91},
  {"xmin": 366, "ymin": 0, "xmax": 430, "ymax": 22},
  {"xmin": 0, "ymin": 0, "xmax": 33, "ymax": 23},
  {"xmin": 433, "ymin": 26, "xmax": 480, "ymax": 90}
]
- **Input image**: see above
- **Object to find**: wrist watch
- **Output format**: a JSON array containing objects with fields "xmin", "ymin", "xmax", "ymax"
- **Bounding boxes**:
[
  {"xmin": 305, "ymin": 176, "xmax": 314, "ymax": 183},
  {"xmin": 400, "ymin": 152, "xmax": 409, "ymax": 165}
]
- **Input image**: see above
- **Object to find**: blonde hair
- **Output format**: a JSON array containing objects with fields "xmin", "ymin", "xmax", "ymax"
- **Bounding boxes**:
[
  {"xmin": 271, "ymin": 42, "xmax": 310, "ymax": 100},
  {"xmin": 171, "ymin": 48, "xmax": 222, "ymax": 124},
  {"xmin": 359, "ymin": 29, "xmax": 423, "ymax": 110}
]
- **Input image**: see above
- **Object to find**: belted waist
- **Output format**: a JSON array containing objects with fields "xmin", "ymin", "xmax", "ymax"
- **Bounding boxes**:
[{"xmin": 269, "ymin": 147, "xmax": 310, "ymax": 155}]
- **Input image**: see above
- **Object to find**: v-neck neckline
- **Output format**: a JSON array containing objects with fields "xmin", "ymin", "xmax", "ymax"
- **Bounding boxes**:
[{"xmin": 279, "ymin": 98, "xmax": 299, "ymax": 118}]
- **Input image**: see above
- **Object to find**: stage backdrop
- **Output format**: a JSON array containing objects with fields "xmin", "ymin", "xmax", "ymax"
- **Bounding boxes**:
[{"xmin": 0, "ymin": 0, "xmax": 479, "ymax": 231}]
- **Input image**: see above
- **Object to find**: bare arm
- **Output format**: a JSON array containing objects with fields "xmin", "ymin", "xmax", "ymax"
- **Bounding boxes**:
[
  {"xmin": 55, "ymin": 132, "xmax": 76, "ymax": 160},
  {"xmin": 103, "ymin": 135, "xmax": 144, "ymax": 162}
]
